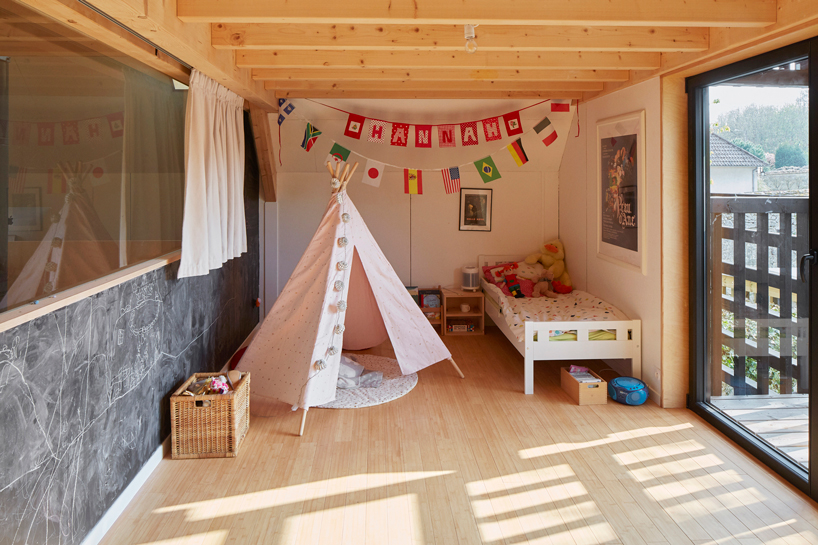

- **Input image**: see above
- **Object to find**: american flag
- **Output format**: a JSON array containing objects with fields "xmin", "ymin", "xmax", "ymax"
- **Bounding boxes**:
[
  {"xmin": 442, "ymin": 166, "xmax": 460, "ymax": 194},
  {"xmin": 8, "ymin": 165, "xmax": 27, "ymax": 194}
]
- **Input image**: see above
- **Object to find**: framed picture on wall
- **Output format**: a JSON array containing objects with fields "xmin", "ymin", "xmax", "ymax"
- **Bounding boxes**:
[
  {"xmin": 596, "ymin": 110, "xmax": 647, "ymax": 274},
  {"xmin": 459, "ymin": 188, "xmax": 492, "ymax": 232},
  {"xmin": 9, "ymin": 187, "xmax": 43, "ymax": 233}
]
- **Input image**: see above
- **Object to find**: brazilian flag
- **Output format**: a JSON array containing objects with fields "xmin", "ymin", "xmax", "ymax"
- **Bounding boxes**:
[{"xmin": 473, "ymin": 156, "xmax": 501, "ymax": 183}]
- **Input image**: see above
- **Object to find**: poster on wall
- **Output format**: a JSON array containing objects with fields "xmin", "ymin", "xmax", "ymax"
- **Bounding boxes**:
[
  {"xmin": 459, "ymin": 188, "xmax": 492, "ymax": 232},
  {"xmin": 596, "ymin": 110, "xmax": 646, "ymax": 274}
]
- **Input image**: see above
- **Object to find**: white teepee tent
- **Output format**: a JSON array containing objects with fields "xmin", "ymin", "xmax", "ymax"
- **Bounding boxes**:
[{"xmin": 237, "ymin": 162, "xmax": 463, "ymax": 434}]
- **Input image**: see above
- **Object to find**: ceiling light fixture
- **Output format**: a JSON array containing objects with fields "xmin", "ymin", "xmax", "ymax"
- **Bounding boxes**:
[{"xmin": 464, "ymin": 24, "xmax": 478, "ymax": 54}]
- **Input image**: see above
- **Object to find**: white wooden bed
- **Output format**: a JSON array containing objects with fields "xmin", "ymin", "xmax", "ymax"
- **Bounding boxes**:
[{"xmin": 478, "ymin": 255, "xmax": 642, "ymax": 394}]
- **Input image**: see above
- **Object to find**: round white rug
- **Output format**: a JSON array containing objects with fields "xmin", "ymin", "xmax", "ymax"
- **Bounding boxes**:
[{"xmin": 317, "ymin": 354, "xmax": 418, "ymax": 409}]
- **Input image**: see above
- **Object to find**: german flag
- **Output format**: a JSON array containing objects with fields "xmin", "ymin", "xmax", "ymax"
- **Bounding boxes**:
[{"xmin": 507, "ymin": 138, "xmax": 529, "ymax": 167}]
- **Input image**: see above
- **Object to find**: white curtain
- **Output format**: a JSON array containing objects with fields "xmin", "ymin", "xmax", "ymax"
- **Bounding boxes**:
[{"xmin": 178, "ymin": 69, "xmax": 246, "ymax": 279}]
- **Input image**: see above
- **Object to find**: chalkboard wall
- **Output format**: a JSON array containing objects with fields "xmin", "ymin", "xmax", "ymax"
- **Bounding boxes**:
[{"xmin": 0, "ymin": 118, "xmax": 260, "ymax": 545}]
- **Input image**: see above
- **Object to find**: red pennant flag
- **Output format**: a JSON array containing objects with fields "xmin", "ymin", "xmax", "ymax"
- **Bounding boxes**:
[
  {"xmin": 12, "ymin": 122, "xmax": 30, "ymax": 146},
  {"xmin": 87, "ymin": 121, "xmax": 100, "ymax": 138},
  {"xmin": 391, "ymin": 123, "xmax": 409, "ymax": 147},
  {"xmin": 503, "ymin": 111, "xmax": 523, "ymax": 136},
  {"xmin": 106, "ymin": 112, "xmax": 124, "ymax": 138},
  {"xmin": 414, "ymin": 125, "xmax": 432, "ymax": 148},
  {"xmin": 61, "ymin": 121, "xmax": 79, "ymax": 145},
  {"xmin": 460, "ymin": 121, "xmax": 479, "ymax": 146},
  {"xmin": 551, "ymin": 102, "xmax": 571, "ymax": 112},
  {"xmin": 367, "ymin": 119, "xmax": 387, "ymax": 143},
  {"xmin": 344, "ymin": 113, "xmax": 365, "ymax": 139},
  {"xmin": 37, "ymin": 122, "xmax": 55, "ymax": 146},
  {"xmin": 482, "ymin": 117, "xmax": 502, "ymax": 141},
  {"xmin": 438, "ymin": 125, "xmax": 456, "ymax": 148}
]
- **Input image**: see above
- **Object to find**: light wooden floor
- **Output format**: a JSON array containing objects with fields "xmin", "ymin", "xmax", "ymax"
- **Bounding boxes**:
[
  {"xmin": 711, "ymin": 395, "xmax": 809, "ymax": 470},
  {"xmin": 103, "ymin": 328, "xmax": 818, "ymax": 545}
]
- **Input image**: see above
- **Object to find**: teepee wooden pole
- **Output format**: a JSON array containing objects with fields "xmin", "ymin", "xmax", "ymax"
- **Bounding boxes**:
[
  {"xmin": 325, "ymin": 161, "xmax": 336, "ymax": 177},
  {"xmin": 298, "ymin": 408, "xmax": 309, "ymax": 436},
  {"xmin": 448, "ymin": 358, "xmax": 465, "ymax": 379}
]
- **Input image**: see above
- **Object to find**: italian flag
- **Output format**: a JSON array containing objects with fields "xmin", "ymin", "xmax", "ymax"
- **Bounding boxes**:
[
  {"xmin": 535, "ymin": 116, "xmax": 558, "ymax": 147},
  {"xmin": 404, "ymin": 169, "xmax": 423, "ymax": 194}
]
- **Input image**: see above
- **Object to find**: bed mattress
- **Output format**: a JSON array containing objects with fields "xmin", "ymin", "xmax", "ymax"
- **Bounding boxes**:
[{"xmin": 482, "ymin": 278, "xmax": 629, "ymax": 342}]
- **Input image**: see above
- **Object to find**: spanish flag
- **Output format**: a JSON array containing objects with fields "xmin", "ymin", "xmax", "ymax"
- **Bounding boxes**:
[
  {"xmin": 507, "ymin": 138, "xmax": 529, "ymax": 167},
  {"xmin": 404, "ymin": 168, "xmax": 422, "ymax": 194}
]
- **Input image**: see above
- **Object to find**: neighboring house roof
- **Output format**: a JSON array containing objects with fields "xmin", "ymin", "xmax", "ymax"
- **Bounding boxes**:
[{"xmin": 710, "ymin": 133, "xmax": 768, "ymax": 167}]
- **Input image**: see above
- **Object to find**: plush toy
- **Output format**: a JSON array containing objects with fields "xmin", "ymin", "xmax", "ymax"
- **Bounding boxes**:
[
  {"xmin": 504, "ymin": 273, "xmax": 525, "ymax": 298},
  {"xmin": 532, "ymin": 270, "xmax": 558, "ymax": 298},
  {"xmin": 552, "ymin": 280, "xmax": 573, "ymax": 294},
  {"xmin": 525, "ymin": 238, "xmax": 572, "ymax": 287}
]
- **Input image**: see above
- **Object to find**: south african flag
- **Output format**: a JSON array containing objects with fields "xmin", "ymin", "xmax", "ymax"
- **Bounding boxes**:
[{"xmin": 301, "ymin": 123, "xmax": 321, "ymax": 152}]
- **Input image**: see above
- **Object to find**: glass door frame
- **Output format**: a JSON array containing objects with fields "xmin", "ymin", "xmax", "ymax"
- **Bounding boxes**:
[{"xmin": 687, "ymin": 37, "xmax": 818, "ymax": 496}]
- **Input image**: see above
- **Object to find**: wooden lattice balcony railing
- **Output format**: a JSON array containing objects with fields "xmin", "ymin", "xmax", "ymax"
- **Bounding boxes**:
[{"xmin": 711, "ymin": 194, "xmax": 809, "ymax": 397}]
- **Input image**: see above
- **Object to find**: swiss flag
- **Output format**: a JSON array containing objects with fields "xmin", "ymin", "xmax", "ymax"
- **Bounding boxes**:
[{"xmin": 344, "ymin": 113, "xmax": 365, "ymax": 139}]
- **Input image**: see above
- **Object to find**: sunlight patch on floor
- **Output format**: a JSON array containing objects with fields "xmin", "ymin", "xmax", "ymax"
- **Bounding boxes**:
[
  {"xmin": 517, "ymin": 423, "xmax": 693, "ymax": 459},
  {"xmin": 153, "ymin": 471, "xmax": 452, "ymax": 522},
  {"xmin": 139, "ymin": 530, "xmax": 228, "ymax": 545}
]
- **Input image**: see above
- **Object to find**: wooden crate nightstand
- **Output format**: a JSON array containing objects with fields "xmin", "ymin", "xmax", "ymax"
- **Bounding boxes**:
[{"xmin": 443, "ymin": 289, "xmax": 484, "ymax": 336}]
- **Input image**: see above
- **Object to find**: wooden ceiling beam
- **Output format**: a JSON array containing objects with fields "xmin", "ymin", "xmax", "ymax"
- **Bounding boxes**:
[
  {"xmin": 178, "ymin": 0, "xmax": 775, "ymax": 28},
  {"xmin": 252, "ymin": 67, "xmax": 631, "ymax": 82},
  {"xmin": 265, "ymin": 80, "xmax": 604, "ymax": 92},
  {"xmin": 212, "ymin": 23, "xmax": 709, "ymax": 52},
  {"xmin": 273, "ymin": 89, "xmax": 586, "ymax": 100},
  {"xmin": 17, "ymin": 0, "xmax": 278, "ymax": 110},
  {"xmin": 237, "ymin": 50, "xmax": 659, "ymax": 70}
]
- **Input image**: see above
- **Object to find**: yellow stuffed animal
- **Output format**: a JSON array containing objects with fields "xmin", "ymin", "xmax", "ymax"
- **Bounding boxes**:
[{"xmin": 525, "ymin": 239, "xmax": 572, "ymax": 287}]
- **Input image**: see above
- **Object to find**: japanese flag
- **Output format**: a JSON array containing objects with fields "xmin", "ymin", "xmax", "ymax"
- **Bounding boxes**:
[{"xmin": 362, "ymin": 159, "xmax": 385, "ymax": 187}]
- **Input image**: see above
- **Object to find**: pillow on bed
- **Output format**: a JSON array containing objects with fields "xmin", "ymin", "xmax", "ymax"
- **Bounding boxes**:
[
  {"xmin": 483, "ymin": 262, "xmax": 517, "ymax": 283},
  {"xmin": 484, "ymin": 261, "xmax": 544, "ymax": 284}
]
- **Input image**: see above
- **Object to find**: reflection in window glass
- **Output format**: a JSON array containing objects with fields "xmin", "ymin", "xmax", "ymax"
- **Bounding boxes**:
[{"xmin": 0, "ymin": 2, "xmax": 186, "ymax": 312}]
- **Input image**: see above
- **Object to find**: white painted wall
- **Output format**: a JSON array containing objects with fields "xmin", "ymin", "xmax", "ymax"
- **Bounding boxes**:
[
  {"xmin": 558, "ymin": 78, "xmax": 663, "ymax": 403},
  {"xmin": 711, "ymin": 165, "xmax": 758, "ymax": 194},
  {"xmin": 269, "ymin": 99, "xmax": 573, "ymax": 301}
]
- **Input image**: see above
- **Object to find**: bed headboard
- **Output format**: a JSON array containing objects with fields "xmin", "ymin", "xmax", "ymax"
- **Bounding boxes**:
[{"xmin": 477, "ymin": 255, "xmax": 527, "ymax": 268}]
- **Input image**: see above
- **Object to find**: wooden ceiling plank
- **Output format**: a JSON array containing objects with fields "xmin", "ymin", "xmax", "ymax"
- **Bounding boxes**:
[
  {"xmin": 237, "ymin": 50, "xmax": 660, "ymax": 70},
  {"xmin": 273, "ymin": 89, "xmax": 585, "ymax": 99},
  {"xmin": 178, "ymin": 0, "xmax": 776, "ymax": 28},
  {"xmin": 212, "ymin": 23, "xmax": 709, "ymax": 52},
  {"xmin": 252, "ymin": 67, "xmax": 631, "ymax": 82},
  {"xmin": 265, "ymin": 80, "xmax": 604, "ymax": 92},
  {"xmin": 16, "ymin": 0, "xmax": 277, "ymax": 109}
]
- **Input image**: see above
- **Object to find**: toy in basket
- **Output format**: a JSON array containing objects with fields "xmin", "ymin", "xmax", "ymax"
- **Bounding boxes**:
[{"xmin": 170, "ymin": 371, "xmax": 250, "ymax": 459}]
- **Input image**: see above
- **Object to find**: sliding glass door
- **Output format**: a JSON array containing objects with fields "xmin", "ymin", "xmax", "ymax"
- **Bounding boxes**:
[{"xmin": 689, "ymin": 38, "xmax": 817, "ymax": 495}]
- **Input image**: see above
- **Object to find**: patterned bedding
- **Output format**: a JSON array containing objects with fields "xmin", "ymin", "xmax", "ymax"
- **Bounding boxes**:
[{"xmin": 482, "ymin": 279, "xmax": 629, "ymax": 342}]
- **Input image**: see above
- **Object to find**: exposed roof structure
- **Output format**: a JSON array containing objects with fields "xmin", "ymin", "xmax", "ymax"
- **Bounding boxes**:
[{"xmin": 710, "ymin": 133, "xmax": 768, "ymax": 168}]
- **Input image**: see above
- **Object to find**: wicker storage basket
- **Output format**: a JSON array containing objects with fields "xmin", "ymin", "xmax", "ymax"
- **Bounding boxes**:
[{"xmin": 170, "ymin": 372, "xmax": 250, "ymax": 459}]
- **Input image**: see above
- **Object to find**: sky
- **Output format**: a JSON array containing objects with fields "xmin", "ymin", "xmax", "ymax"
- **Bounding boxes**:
[{"xmin": 709, "ymin": 85, "xmax": 807, "ymax": 120}]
